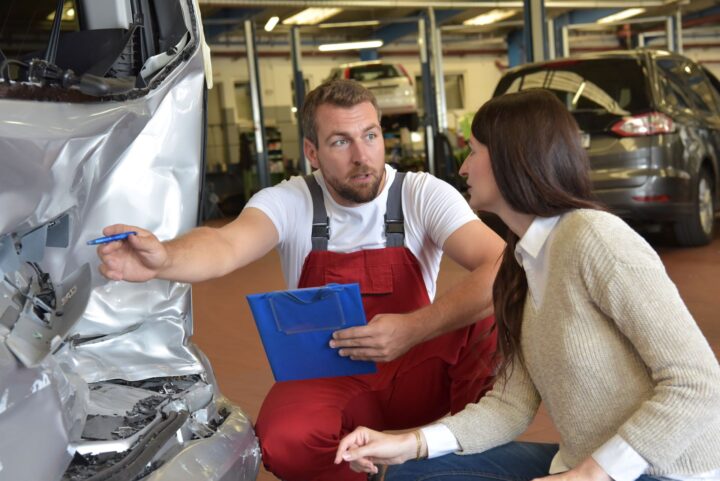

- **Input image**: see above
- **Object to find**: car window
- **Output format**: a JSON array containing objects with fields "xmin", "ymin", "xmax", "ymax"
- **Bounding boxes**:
[
  {"xmin": 657, "ymin": 59, "xmax": 718, "ymax": 115},
  {"xmin": 656, "ymin": 60, "xmax": 695, "ymax": 112},
  {"xmin": 496, "ymin": 58, "xmax": 649, "ymax": 116},
  {"xmin": 702, "ymin": 67, "xmax": 720, "ymax": 112},
  {"xmin": 686, "ymin": 62, "xmax": 720, "ymax": 114},
  {"xmin": 349, "ymin": 64, "xmax": 400, "ymax": 81}
]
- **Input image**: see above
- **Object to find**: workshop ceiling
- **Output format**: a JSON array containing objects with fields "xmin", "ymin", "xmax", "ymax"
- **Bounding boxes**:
[
  {"xmin": 0, "ymin": 0, "xmax": 717, "ymax": 58},
  {"xmin": 197, "ymin": 0, "xmax": 719, "ymax": 47}
]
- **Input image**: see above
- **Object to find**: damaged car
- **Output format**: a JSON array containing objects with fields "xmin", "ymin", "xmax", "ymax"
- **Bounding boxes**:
[{"xmin": 0, "ymin": 1, "xmax": 260, "ymax": 480}]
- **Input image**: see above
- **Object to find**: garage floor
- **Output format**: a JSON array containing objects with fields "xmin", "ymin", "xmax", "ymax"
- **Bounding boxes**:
[{"xmin": 192, "ymin": 220, "xmax": 720, "ymax": 481}]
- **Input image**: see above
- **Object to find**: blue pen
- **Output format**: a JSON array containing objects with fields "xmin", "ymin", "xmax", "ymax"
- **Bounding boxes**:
[{"xmin": 86, "ymin": 231, "xmax": 138, "ymax": 245}]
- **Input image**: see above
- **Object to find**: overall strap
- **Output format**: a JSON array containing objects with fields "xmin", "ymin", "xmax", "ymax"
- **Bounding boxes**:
[
  {"xmin": 385, "ymin": 172, "xmax": 406, "ymax": 247},
  {"xmin": 303, "ymin": 174, "xmax": 330, "ymax": 251},
  {"xmin": 304, "ymin": 172, "xmax": 406, "ymax": 251}
]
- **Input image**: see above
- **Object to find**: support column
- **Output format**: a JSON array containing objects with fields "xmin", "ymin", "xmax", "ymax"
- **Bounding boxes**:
[
  {"xmin": 507, "ymin": 29, "xmax": 524, "ymax": 67},
  {"xmin": 430, "ymin": 8, "xmax": 447, "ymax": 134},
  {"xmin": 244, "ymin": 20, "xmax": 269, "ymax": 189},
  {"xmin": 418, "ymin": 15, "xmax": 437, "ymax": 176},
  {"xmin": 547, "ymin": 18, "xmax": 555, "ymax": 59},
  {"xmin": 290, "ymin": 26, "xmax": 308, "ymax": 174},
  {"xmin": 523, "ymin": 0, "xmax": 547, "ymax": 63},
  {"xmin": 675, "ymin": 8, "xmax": 683, "ymax": 53}
]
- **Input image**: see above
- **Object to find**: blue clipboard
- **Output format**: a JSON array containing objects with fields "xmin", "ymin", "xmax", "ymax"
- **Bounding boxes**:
[{"xmin": 246, "ymin": 283, "xmax": 377, "ymax": 381}]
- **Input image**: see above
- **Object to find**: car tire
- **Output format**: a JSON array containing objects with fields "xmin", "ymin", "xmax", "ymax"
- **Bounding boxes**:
[{"xmin": 673, "ymin": 168, "xmax": 716, "ymax": 246}]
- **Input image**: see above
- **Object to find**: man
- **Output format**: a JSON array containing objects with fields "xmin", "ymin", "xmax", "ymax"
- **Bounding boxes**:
[{"xmin": 97, "ymin": 79, "xmax": 504, "ymax": 481}]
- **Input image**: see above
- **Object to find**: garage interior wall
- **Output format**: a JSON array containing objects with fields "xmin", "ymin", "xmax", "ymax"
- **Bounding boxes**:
[
  {"xmin": 203, "ymin": 25, "xmax": 720, "ymax": 173},
  {"xmin": 207, "ymin": 51, "xmax": 505, "ymax": 170}
]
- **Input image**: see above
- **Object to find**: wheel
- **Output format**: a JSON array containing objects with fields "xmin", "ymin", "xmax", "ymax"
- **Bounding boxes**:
[{"xmin": 673, "ymin": 168, "xmax": 716, "ymax": 246}]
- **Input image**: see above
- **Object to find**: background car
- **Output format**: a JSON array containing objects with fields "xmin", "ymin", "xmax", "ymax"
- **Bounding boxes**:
[
  {"xmin": 493, "ymin": 49, "xmax": 720, "ymax": 246},
  {"xmin": 327, "ymin": 60, "xmax": 420, "ymax": 130},
  {"xmin": 0, "ymin": 1, "xmax": 260, "ymax": 480}
]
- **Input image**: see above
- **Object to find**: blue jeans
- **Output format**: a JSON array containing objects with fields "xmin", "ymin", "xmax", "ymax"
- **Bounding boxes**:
[{"xmin": 383, "ymin": 441, "xmax": 664, "ymax": 481}]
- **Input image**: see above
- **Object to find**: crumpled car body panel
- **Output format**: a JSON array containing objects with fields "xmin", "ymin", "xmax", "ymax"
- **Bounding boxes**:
[{"xmin": 0, "ymin": 1, "xmax": 259, "ymax": 479}]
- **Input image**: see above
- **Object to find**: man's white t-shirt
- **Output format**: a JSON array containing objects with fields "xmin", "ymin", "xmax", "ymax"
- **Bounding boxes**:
[{"xmin": 245, "ymin": 164, "xmax": 478, "ymax": 300}]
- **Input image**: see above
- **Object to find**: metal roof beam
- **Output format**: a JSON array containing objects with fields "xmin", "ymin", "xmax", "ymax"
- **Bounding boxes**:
[
  {"xmin": 198, "ymin": 0, "xmax": 668, "ymax": 8},
  {"xmin": 203, "ymin": 7, "xmax": 261, "ymax": 40}
]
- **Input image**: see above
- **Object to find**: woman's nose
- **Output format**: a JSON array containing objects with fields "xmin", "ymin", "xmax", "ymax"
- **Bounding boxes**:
[{"xmin": 458, "ymin": 158, "xmax": 469, "ymax": 176}]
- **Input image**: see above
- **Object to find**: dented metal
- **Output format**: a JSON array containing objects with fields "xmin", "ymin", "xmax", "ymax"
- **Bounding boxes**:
[{"xmin": 0, "ymin": 0, "xmax": 259, "ymax": 479}]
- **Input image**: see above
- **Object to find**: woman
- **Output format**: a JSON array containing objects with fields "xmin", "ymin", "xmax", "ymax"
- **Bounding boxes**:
[{"xmin": 334, "ymin": 89, "xmax": 720, "ymax": 481}]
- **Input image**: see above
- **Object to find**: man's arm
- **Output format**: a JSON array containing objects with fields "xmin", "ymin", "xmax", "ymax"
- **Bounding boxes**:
[
  {"xmin": 330, "ymin": 219, "xmax": 504, "ymax": 362},
  {"xmin": 98, "ymin": 207, "xmax": 279, "ymax": 283},
  {"xmin": 401, "ymin": 219, "xmax": 504, "ymax": 341}
]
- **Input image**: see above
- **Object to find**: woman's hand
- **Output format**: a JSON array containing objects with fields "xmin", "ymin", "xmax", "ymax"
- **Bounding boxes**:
[
  {"xmin": 533, "ymin": 457, "xmax": 611, "ymax": 481},
  {"xmin": 335, "ymin": 427, "xmax": 419, "ymax": 474}
]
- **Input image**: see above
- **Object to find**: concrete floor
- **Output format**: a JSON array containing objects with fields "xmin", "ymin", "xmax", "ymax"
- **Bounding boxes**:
[{"xmin": 191, "ymin": 220, "xmax": 720, "ymax": 481}]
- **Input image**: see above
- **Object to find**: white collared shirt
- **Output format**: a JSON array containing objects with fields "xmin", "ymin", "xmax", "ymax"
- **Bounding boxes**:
[
  {"xmin": 422, "ymin": 213, "xmax": 720, "ymax": 481},
  {"xmin": 514, "ymin": 215, "xmax": 560, "ymax": 309}
]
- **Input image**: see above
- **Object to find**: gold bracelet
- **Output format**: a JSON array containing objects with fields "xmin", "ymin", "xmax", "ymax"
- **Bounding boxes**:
[{"xmin": 413, "ymin": 430, "xmax": 423, "ymax": 461}]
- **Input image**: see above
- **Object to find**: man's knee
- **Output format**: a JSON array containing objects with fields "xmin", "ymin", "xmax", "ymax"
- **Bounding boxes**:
[
  {"xmin": 256, "ymin": 405, "xmax": 343, "ymax": 479},
  {"xmin": 258, "ymin": 426, "xmax": 312, "ymax": 479}
]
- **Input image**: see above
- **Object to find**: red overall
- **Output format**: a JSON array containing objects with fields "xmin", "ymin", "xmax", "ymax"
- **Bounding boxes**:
[{"xmin": 255, "ymin": 246, "xmax": 497, "ymax": 481}]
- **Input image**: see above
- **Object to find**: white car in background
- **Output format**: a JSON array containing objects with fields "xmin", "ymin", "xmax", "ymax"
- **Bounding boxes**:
[
  {"xmin": 0, "ymin": 1, "xmax": 259, "ymax": 480},
  {"xmin": 327, "ymin": 60, "xmax": 420, "ymax": 130}
]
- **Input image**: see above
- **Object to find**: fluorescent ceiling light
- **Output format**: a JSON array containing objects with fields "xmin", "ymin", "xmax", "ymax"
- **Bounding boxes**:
[
  {"xmin": 463, "ymin": 9, "xmax": 517, "ymax": 26},
  {"xmin": 597, "ymin": 8, "xmax": 646, "ymax": 24},
  {"xmin": 264, "ymin": 16, "xmax": 280, "ymax": 32},
  {"xmin": 282, "ymin": 8, "xmax": 341, "ymax": 25},
  {"xmin": 318, "ymin": 40, "xmax": 383, "ymax": 52},
  {"xmin": 319, "ymin": 20, "xmax": 380, "ymax": 29}
]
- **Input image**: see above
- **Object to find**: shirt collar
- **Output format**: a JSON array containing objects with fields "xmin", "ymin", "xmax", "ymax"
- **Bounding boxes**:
[{"xmin": 514, "ymin": 215, "xmax": 561, "ymax": 265}]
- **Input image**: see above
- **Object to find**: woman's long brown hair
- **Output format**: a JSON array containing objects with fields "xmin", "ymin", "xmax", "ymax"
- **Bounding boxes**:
[{"xmin": 471, "ymin": 89, "xmax": 603, "ymax": 378}]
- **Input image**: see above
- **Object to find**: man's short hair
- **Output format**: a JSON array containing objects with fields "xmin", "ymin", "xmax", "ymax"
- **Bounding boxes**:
[{"xmin": 301, "ymin": 79, "xmax": 381, "ymax": 147}]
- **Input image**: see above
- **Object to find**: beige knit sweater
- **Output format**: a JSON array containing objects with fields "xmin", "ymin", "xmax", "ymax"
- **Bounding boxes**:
[{"xmin": 442, "ymin": 209, "xmax": 720, "ymax": 476}]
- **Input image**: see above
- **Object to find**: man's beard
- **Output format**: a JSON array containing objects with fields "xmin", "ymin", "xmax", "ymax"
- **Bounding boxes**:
[{"xmin": 326, "ymin": 167, "xmax": 384, "ymax": 204}]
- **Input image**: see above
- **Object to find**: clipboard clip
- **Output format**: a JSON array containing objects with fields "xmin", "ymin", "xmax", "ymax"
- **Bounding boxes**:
[{"xmin": 269, "ymin": 284, "xmax": 347, "ymax": 334}]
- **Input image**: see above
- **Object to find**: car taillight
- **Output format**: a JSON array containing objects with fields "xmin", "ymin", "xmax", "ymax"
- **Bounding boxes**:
[
  {"xmin": 632, "ymin": 194, "xmax": 671, "ymax": 203},
  {"xmin": 398, "ymin": 64, "xmax": 413, "ymax": 85},
  {"xmin": 611, "ymin": 112, "xmax": 675, "ymax": 137}
]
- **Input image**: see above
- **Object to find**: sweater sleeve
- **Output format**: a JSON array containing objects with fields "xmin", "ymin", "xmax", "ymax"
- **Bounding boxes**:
[
  {"xmin": 441, "ymin": 355, "xmax": 541, "ymax": 455},
  {"xmin": 580, "ymin": 217, "xmax": 720, "ymax": 468}
]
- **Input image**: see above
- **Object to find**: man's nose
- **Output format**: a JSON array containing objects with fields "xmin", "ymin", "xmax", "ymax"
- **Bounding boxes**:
[{"xmin": 350, "ymin": 141, "xmax": 371, "ymax": 164}]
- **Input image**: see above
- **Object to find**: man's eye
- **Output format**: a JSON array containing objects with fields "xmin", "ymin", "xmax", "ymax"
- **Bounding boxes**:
[
  {"xmin": 332, "ymin": 139, "xmax": 348, "ymax": 146},
  {"xmin": 367, "ymin": 132, "xmax": 377, "ymax": 140}
]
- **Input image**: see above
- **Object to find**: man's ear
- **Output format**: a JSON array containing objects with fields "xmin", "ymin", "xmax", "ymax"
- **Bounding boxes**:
[{"xmin": 304, "ymin": 138, "xmax": 320, "ymax": 170}]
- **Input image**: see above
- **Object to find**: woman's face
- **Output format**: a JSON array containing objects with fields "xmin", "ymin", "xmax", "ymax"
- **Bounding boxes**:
[{"xmin": 459, "ymin": 135, "xmax": 502, "ymax": 213}]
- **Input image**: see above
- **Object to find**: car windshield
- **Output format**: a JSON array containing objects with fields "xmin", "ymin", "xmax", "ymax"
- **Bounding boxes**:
[
  {"xmin": 349, "ymin": 64, "xmax": 401, "ymax": 81},
  {"xmin": 495, "ymin": 58, "xmax": 651, "ymax": 117}
]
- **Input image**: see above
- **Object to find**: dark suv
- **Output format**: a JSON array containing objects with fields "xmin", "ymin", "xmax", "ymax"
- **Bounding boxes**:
[{"xmin": 493, "ymin": 49, "xmax": 720, "ymax": 246}]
